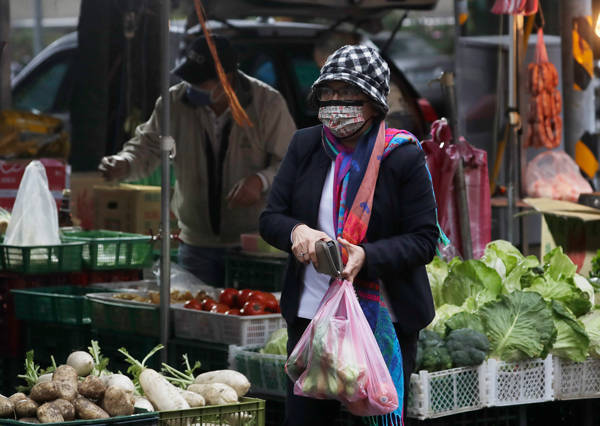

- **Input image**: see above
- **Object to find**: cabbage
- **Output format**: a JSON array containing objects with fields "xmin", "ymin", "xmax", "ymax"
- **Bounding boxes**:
[
  {"xmin": 551, "ymin": 300, "xmax": 589, "ymax": 362},
  {"xmin": 481, "ymin": 240, "xmax": 526, "ymax": 278},
  {"xmin": 444, "ymin": 311, "xmax": 485, "ymax": 337},
  {"xmin": 580, "ymin": 310, "xmax": 600, "ymax": 359},
  {"xmin": 428, "ymin": 304, "xmax": 463, "ymax": 335},
  {"xmin": 261, "ymin": 328, "xmax": 288, "ymax": 355},
  {"xmin": 479, "ymin": 291, "xmax": 556, "ymax": 361},
  {"xmin": 426, "ymin": 256, "xmax": 448, "ymax": 308},
  {"xmin": 441, "ymin": 260, "xmax": 502, "ymax": 308}
]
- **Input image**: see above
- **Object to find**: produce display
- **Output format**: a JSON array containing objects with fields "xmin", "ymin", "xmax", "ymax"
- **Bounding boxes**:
[
  {"xmin": 183, "ymin": 288, "xmax": 280, "ymax": 316},
  {"xmin": 423, "ymin": 240, "xmax": 600, "ymax": 371},
  {"xmin": 111, "ymin": 289, "xmax": 211, "ymax": 304}
]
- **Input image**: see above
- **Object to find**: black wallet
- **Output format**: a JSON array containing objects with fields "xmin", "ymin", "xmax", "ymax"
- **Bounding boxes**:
[{"xmin": 314, "ymin": 240, "xmax": 343, "ymax": 278}]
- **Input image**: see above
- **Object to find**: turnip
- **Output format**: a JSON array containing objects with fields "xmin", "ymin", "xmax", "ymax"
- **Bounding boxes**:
[
  {"xmin": 66, "ymin": 351, "xmax": 94, "ymax": 376},
  {"xmin": 35, "ymin": 374, "xmax": 52, "ymax": 385},
  {"xmin": 102, "ymin": 374, "xmax": 135, "ymax": 394},
  {"xmin": 119, "ymin": 345, "xmax": 189, "ymax": 411},
  {"xmin": 194, "ymin": 370, "xmax": 250, "ymax": 397},
  {"xmin": 133, "ymin": 396, "xmax": 155, "ymax": 412}
]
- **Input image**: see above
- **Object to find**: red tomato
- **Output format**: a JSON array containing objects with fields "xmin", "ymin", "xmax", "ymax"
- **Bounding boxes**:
[
  {"xmin": 224, "ymin": 308, "xmax": 241, "ymax": 315},
  {"xmin": 241, "ymin": 301, "xmax": 267, "ymax": 315},
  {"xmin": 219, "ymin": 288, "xmax": 238, "ymax": 307},
  {"xmin": 184, "ymin": 299, "xmax": 203, "ymax": 310},
  {"xmin": 237, "ymin": 289, "xmax": 254, "ymax": 308},
  {"xmin": 250, "ymin": 292, "xmax": 278, "ymax": 313},
  {"xmin": 210, "ymin": 303, "xmax": 229, "ymax": 314},
  {"xmin": 202, "ymin": 299, "xmax": 217, "ymax": 311}
]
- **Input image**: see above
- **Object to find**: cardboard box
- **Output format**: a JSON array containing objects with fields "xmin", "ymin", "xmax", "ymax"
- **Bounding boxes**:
[
  {"xmin": 93, "ymin": 184, "xmax": 177, "ymax": 236},
  {"xmin": 525, "ymin": 198, "xmax": 600, "ymax": 275},
  {"xmin": 71, "ymin": 172, "xmax": 106, "ymax": 229}
]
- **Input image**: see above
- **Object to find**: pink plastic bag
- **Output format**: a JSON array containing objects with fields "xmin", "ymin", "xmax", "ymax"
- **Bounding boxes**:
[
  {"xmin": 285, "ymin": 279, "xmax": 398, "ymax": 417},
  {"xmin": 525, "ymin": 151, "xmax": 592, "ymax": 202}
]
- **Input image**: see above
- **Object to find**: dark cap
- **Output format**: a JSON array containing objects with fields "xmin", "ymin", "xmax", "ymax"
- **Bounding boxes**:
[{"xmin": 171, "ymin": 35, "xmax": 238, "ymax": 84}]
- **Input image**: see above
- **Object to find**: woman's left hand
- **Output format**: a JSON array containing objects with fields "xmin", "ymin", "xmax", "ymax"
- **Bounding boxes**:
[{"xmin": 337, "ymin": 237, "xmax": 366, "ymax": 283}]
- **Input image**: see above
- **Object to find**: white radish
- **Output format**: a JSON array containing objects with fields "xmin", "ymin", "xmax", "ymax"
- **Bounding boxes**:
[
  {"xmin": 133, "ymin": 396, "xmax": 155, "ymax": 412},
  {"xmin": 66, "ymin": 351, "xmax": 95, "ymax": 376},
  {"xmin": 103, "ymin": 374, "xmax": 135, "ymax": 394},
  {"xmin": 187, "ymin": 383, "xmax": 238, "ymax": 406},
  {"xmin": 178, "ymin": 389, "xmax": 205, "ymax": 407},
  {"xmin": 140, "ymin": 369, "xmax": 189, "ymax": 411},
  {"xmin": 194, "ymin": 370, "xmax": 250, "ymax": 397},
  {"xmin": 35, "ymin": 374, "xmax": 52, "ymax": 385}
]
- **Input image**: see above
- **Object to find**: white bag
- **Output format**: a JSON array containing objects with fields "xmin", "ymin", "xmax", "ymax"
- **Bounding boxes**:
[{"xmin": 4, "ymin": 161, "xmax": 60, "ymax": 246}]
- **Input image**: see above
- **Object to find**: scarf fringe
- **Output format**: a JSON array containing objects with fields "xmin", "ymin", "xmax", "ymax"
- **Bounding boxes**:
[{"xmin": 362, "ymin": 412, "xmax": 404, "ymax": 426}]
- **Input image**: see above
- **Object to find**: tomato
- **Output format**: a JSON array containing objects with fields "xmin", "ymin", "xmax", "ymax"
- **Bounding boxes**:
[
  {"xmin": 237, "ymin": 289, "xmax": 254, "ymax": 308},
  {"xmin": 201, "ymin": 298, "xmax": 217, "ymax": 311},
  {"xmin": 184, "ymin": 299, "xmax": 203, "ymax": 310},
  {"xmin": 250, "ymin": 292, "xmax": 279, "ymax": 313},
  {"xmin": 219, "ymin": 288, "xmax": 238, "ymax": 308},
  {"xmin": 224, "ymin": 308, "xmax": 241, "ymax": 315},
  {"xmin": 210, "ymin": 303, "xmax": 229, "ymax": 314},
  {"xmin": 241, "ymin": 301, "xmax": 267, "ymax": 315}
]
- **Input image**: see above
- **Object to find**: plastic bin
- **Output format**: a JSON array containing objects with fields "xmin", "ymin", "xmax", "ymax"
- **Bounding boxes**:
[
  {"xmin": 168, "ymin": 338, "xmax": 230, "ymax": 373},
  {"xmin": 22, "ymin": 321, "xmax": 92, "ymax": 366},
  {"xmin": 0, "ymin": 242, "xmax": 84, "ymax": 274},
  {"xmin": 158, "ymin": 397, "xmax": 265, "ymax": 426},
  {"xmin": 228, "ymin": 345, "xmax": 287, "ymax": 397},
  {"xmin": 225, "ymin": 253, "xmax": 286, "ymax": 292},
  {"xmin": 62, "ymin": 230, "xmax": 153, "ymax": 270},
  {"xmin": 553, "ymin": 357, "xmax": 600, "ymax": 400},
  {"xmin": 172, "ymin": 305, "xmax": 286, "ymax": 346},
  {"xmin": 11, "ymin": 285, "xmax": 114, "ymax": 325},
  {"xmin": 407, "ymin": 365, "xmax": 486, "ymax": 420},
  {"xmin": 87, "ymin": 292, "xmax": 162, "ymax": 337},
  {"xmin": 2, "ymin": 409, "xmax": 158, "ymax": 425}
]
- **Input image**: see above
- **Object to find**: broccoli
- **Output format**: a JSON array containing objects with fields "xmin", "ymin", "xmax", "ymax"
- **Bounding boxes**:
[
  {"xmin": 420, "ymin": 346, "xmax": 453, "ymax": 372},
  {"xmin": 418, "ymin": 329, "xmax": 444, "ymax": 349},
  {"xmin": 445, "ymin": 328, "xmax": 490, "ymax": 367}
]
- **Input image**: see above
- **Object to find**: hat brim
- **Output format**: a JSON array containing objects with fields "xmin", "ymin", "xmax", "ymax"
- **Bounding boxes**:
[
  {"xmin": 313, "ymin": 72, "xmax": 389, "ymax": 113},
  {"xmin": 171, "ymin": 59, "xmax": 217, "ymax": 85}
]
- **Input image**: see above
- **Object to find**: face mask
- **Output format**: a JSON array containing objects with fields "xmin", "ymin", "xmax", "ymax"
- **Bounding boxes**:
[
  {"xmin": 186, "ymin": 84, "xmax": 225, "ymax": 107},
  {"xmin": 318, "ymin": 100, "xmax": 367, "ymax": 138}
]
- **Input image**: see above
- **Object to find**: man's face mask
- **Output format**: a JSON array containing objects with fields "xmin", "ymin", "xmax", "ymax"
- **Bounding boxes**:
[
  {"xmin": 318, "ymin": 100, "xmax": 367, "ymax": 139},
  {"xmin": 186, "ymin": 83, "xmax": 224, "ymax": 107}
]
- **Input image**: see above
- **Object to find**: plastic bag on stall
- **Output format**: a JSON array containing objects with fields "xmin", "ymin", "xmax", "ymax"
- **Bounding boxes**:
[
  {"xmin": 152, "ymin": 260, "xmax": 220, "ymax": 300},
  {"xmin": 4, "ymin": 160, "xmax": 60, "ymax": 246},
  {"xmin": 285, "ymin": 279, "xmax": 398, "ymax": 417},
  {"xmin": 525, "ymin": 151, "xmax": 592, "ymax": 202}
]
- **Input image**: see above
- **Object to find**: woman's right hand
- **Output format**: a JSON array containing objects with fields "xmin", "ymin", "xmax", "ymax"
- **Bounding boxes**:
[{"xmin": 291, "ymin": 224, "xmax": 330, "ymax": 266}]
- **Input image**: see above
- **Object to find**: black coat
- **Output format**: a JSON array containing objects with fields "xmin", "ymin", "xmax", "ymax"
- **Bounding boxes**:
[{"xmin": 259, "ymin": 125, "xmax": 438, "ymax": 334}]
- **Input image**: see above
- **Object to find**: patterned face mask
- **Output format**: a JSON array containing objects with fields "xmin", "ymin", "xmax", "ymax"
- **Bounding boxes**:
[{"xmin": 318, "ymin": 101, "xmax": 366, "ymax": 138}]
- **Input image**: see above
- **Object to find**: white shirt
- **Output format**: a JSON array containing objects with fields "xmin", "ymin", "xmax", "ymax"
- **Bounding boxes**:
[{"xmin": 296, "ymin": 161, "xmax": 397, "ymax": 322}]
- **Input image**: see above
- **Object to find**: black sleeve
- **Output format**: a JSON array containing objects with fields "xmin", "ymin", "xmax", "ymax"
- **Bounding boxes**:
[
  {"xmin": 259, "ymin": 131, "xmax": 303, "ymax": 253},
  {"xmin": 361, "ymin": 144, "xmax": 439, "ymax": 277}
]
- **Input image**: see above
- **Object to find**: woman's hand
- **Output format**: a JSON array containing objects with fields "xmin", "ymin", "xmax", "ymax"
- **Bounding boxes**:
[
  {"xmin": 291, "ymin": 224, "xmax": 330, "ymax": 266},
  {"xmin": 337, "ymin": 237, "xmax": 366, "ymax": 283}
]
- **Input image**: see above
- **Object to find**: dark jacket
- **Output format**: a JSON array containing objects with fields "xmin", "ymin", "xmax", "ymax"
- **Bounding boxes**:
[{"xmin": 259, "ymin": 125, "xmax": 438, "ymax": 334}]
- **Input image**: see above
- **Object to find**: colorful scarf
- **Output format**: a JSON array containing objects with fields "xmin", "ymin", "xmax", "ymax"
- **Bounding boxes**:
[{"xmin": 323, "ymin": 121, "xmax": 448, "ymax": 425}]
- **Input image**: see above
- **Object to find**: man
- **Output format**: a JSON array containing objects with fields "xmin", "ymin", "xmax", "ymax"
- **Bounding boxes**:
[{"xmin": 99, "ymin": 35, "xmax": 296, "ymax": 285}]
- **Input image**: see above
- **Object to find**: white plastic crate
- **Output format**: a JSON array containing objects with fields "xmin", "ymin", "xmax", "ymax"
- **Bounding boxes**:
[
  {"xmin": 553, "ymin": 357, "xmax": 600, "ymax": 400},
  {"xmin": 481, "ymin": 356, "xmax": 553, "ymax": 407},
  {"xmin": 407, "ymin": 365, "xmax": 485, "ymax": 420},
  {"xmin": 229, "ymin": 345, "xmax": 287, "ymax": 397},
  {"xmin": 172, "ymin": 305, "xmax": 286, "ymax": 345}
]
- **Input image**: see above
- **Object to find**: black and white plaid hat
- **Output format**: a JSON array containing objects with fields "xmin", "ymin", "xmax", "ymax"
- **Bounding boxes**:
[{"xmin": 312, "ymin": 44, "xmax": 390, "ymax": 112}]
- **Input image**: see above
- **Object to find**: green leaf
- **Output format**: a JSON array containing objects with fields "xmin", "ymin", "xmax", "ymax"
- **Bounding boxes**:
[
  {"xmin": 261, "ymin": 328, "xmax": 288, "ymax": 355},
  {"xmin": 481, "ymin": 240, "xmax": 526, "ymax": 278},
  {"xmin": 551, "ymin": 300, "xmax": 589, "ymax": 362},
  {"xmin": 504, "ymin": 256, "xmax": 540, "ymax": 293},
  {"xmin": 442, "ymin": 260, "xmax": 503, "ymax": 308},
  {"xmin": 426, "ymin": 256, "xmax": 449, "ymax": 308},
  {"xmin": 544, "ymin": 247, "xmax": 577, "ymax": 282},
  {"xmin": 444, "ymin": 312, "xmax": 485, "ymax": 337},
  {"xmin": 526, "ymin": 275, "xmax": 592, "ymax": 317},
  {"xmin": 428, "ymin": 304, "xmax": 463, "ymax": 335},
  {"xmin": 479, "ymin": 291, "xmax": 556, "ymax": 361},
  {"xmin": 580, "ymin": 309, "xmax": 600, "ymax": 359}
]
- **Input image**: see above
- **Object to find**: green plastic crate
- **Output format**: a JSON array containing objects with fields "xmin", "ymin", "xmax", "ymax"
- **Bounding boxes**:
[
  {"xmin": 225, "ymin": 254, "xmax": 286, "ymax": 292},
  {"xmin": 168, "ymin": 338, "xmax": 230, "ymax": 373},
  {"xmin": 91, "ymin": 329, "xmax": 161, "ymax": 373},
  {"xmin": 228, "ymin": 345, "xmax": 287, "ymax": 397},
  {"xmin": 62, "ymin": 230, "xmax": 153, "ymax": 270},
  {"xmin": 159, "ymin": 397, "xmax": 265, "ymax": 426},
  {"xmin": 2, "ymin": 408, "xmax": 158, "ymax": 425},
  {"xmin": 11, "ymin": 286, "xmax": 114, "ymax": 325},
  {"xmin": 22, "ymin": 321, "xmax": 92, "ymax": 366},
  {"xmin": 0, "ymin": 242, "xmax": 84, "ymax": 274}
]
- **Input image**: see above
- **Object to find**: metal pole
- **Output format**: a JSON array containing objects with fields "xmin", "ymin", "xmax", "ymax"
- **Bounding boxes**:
[
  {"xmin": 33, "ymin": 0, "xmax": 42, "ymax": 55},
  {"xmin": 0, "ymin": 0, "xmax": 10, "ymax": 109},
  {"xmin": 560, "ymin": 0, "xmax": 594, "ymax": 157},
  {"xmin": 159, "ymin": 0, "xmax": 172, "ymax": 364}
]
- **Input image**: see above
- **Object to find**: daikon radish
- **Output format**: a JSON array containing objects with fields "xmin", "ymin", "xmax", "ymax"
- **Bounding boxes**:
[{"xmin": 194, "ymin": 370, "xmax": 250, "ymax": 397}]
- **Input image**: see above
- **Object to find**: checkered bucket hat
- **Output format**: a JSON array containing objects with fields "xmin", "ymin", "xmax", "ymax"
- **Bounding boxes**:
[{"xmin": 312, "ymin": 44, "xmax": 391, "ymax": 113}]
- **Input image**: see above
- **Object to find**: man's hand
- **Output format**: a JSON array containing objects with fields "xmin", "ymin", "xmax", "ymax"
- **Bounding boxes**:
[
  {"xmin": 292, "ymin": 224, "xmax": 331, "ymax": 266},
  {"xmin": 98, "ymin": 155, "xmax": 130, "ymax": 181},
  {"xmin": 227, "ymin": 175, "xmax": 263, "ymax": 208},
  {"xmin": 337, "ymin": 237, "xmax": 366, "ymax": 284}
]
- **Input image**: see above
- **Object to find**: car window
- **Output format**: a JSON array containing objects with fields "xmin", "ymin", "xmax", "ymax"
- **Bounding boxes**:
[
  {"xmin": 289, "ymin": 55, "xmax": 320, "ymax": 107},
  {"xmin": 238, "ymin": 52, "xmax": 279, "ymax": 90},
  {"xmin": 12, "ymin": 56, "xmax": 71, "ymax": 113}
]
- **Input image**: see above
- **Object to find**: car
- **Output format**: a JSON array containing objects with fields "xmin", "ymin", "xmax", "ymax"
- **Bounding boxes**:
[{"xmin": 11, "ymin": 3, "xmax": 439, "ymax": 171}]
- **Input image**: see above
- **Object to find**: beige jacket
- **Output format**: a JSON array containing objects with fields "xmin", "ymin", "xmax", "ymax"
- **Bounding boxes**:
[{"xmin": 119, "ymin": 72, "xmax": 296, "ymax": 247}]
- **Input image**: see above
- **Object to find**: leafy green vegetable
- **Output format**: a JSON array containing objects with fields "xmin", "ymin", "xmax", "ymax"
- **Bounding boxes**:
[
  {"xmin": 416, "ymin": 330, "xmax": 452, "ymax": 372},
  {"xmin": 441, "ymin": 260, "xmax": 503, "ymax": 308},
  {"xmin": 427, "ymin": 256, "xmax": 449, "ymax": 308},
  {"xmin": 429, "ymin": 304, "xmax": 463, "ymax": 335},
  {"xmin": 481, "ymin": 240, "xmax": 525, "ymax": 278},
  {"xmin": 88, "ymin": 340, "xmax": 110, "ymax": 376},
  {"xmin": 445, "ymin": 328, "xmax": 489, "ymax": 367},
  {"xmin": 550, "ymin": 300, "xmax": 589, "ymax": 362},
  {"xmin": 17, "ymin": 350, "xmax": 40, "ymax": 393},
  {"xmin": 479, "ymin": 291, "xmax": 556, "ymax": 361},
  {"xmin": 580, "ymin": 309, "xmax": 600, "ymax": 359},
  {"xmin": 161, "ymin": 354, "xmax": 201, "ymax": 389},
  {"xmin": 591, "ymin": 250, "xmax": 600, "ymax": 279},
  {"xmin": 261, "ymin": 328, "xmax": 288, "ymax": 355},
  {"xmin": 119, "ymin": 344, "xmax": 164, "ymax": 394},
  {"xmin": 444, "ymin": 312, "xmax": 485, "ymax": 336}
]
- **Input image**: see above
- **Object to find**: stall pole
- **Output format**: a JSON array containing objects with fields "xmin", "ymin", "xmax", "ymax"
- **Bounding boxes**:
[
  {"xmin": 33, "ymin": 0, "xmax": 43, "ymax": 55},
  {"xmin": 159, "ymin": 0, "xmax": 172, "ymax": 363},
  {"xmin": 559, "ymin": 0, "xmax": 595, "ymax": 158},
  {"xmin": 0, "ymin": 0, "xmax": 10, "ymax": 109}
]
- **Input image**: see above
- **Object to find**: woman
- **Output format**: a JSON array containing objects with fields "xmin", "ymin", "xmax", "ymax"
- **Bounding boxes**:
[{"xmin": 259, "ymin": 45, "xmax": 439, "ymax": 425}]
